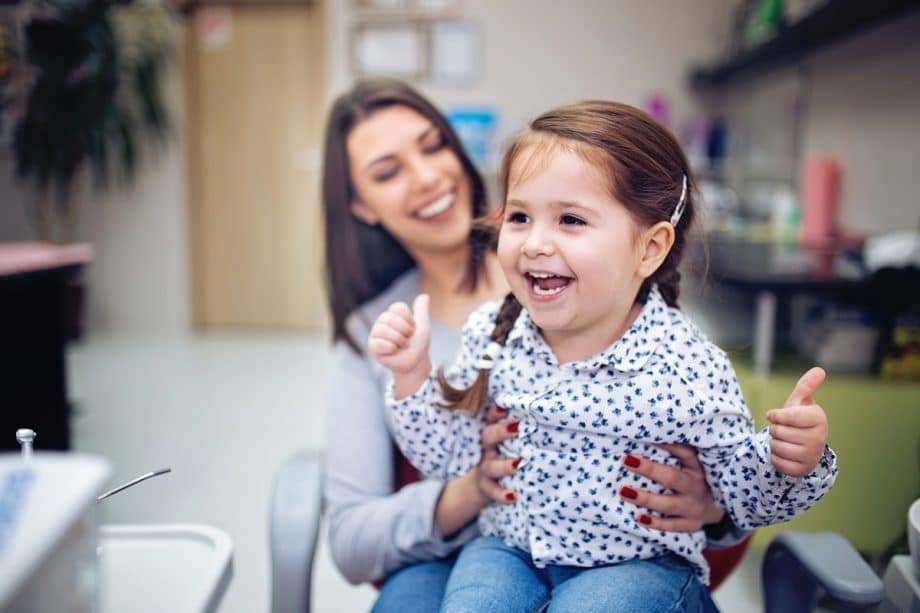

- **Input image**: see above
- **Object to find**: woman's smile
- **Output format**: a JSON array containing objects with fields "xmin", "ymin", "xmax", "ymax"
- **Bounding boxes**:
[{"xmin": 414, "ymin": 190, "xmax": 456, "ymax": 220}]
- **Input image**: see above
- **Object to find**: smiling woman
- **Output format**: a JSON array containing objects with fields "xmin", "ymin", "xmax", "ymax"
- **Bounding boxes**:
[
  {"xmin": 346, "ymin": 105, "xmax": 474, "ymax": 256},
  {"xmin": 321, "ymin": 80, "xmax": 495, "ymax": 350}
]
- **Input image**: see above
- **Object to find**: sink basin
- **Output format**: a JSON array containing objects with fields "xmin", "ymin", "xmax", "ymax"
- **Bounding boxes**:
[{"xmin": 98, "ymin": 524, "xmax": 233, "ymax": 613}]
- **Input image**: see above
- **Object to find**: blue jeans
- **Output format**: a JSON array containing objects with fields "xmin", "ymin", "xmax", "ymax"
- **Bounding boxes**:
[
  {"xmin": 372, "ymin": 554, "xmax": 457, "ymax": 613},
  {"xmin": 441, "ymin": 536, "xmax": 717, "ymax": 613}
]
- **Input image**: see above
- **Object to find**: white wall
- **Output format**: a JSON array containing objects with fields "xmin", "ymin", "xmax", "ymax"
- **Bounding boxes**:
[
  {"xmin": 2, "ymin": 1, "xmax": 731, "ymax": 333},
  {"xmin": 72, "ymin": 129, "xmax": 190, "ymax": 334},
  {"xmin": 804, "ymin": 11, "xmax": 920, "ymax": 234},
  {"xmin": 327, "ymin": 0, "xmax": 730, "ymax": 161},
  {"xmin": 0, "ymin": 40, "xmax": 190, "ymax": 335},
  {"xmin": 6, "ymin": 2, "xmax": 914, "ymax": 334},
  {"xmin": 706, "ymin": 10, "xmax": 920, "ymax": 236}
]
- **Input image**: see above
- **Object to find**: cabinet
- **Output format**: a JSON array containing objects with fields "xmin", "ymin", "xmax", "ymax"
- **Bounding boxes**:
[{"xmin": 689, "ymin": 0, "xmax": 920, "ymax": 91}]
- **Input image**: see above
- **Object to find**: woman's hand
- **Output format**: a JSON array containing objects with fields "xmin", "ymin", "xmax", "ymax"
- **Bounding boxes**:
[
  {"xmin": 620, "ymin": 444, "xmax": 725, "ymax": 532},
  {"xmin": 476, "ymin": 405, "xmax": 521, "ymax": 504}
]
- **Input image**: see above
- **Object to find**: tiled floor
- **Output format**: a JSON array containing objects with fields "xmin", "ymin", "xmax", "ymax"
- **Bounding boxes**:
[{"xmin": 67, "ymin": 331, "xmax": 770, "ymax": 612}]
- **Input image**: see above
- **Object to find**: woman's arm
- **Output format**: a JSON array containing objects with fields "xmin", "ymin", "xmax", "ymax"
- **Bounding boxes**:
[
  {"xmin": 325, "ymin": 340, "xmax": 479, "ymax": 584},
  {"xmin": 325, "ymin": 340, "xmax": 517, "ymax": 583}
]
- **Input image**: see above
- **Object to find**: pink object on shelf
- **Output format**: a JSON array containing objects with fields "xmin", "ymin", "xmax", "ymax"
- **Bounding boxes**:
[
  {"xmin": 644, "ymin": 93, "xmax": 671, "ymax": 128},
  {"xmin": 800, "ymin": 155, "xmax": 841, "ymax": 248},
  {"xmin": 0, "ymin": 242, "xmax": 95, "ymax": 277}
]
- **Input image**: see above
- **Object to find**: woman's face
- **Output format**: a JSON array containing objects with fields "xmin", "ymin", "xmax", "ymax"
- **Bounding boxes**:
[{"xmin": 347, "ymin": 105, "xmax": 473, "ymax": 257}]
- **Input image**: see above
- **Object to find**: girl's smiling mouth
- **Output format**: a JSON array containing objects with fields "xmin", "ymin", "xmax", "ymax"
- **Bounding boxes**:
[{"xmin": 525, "ymin": 271, "xmax": 573, "ymax": 298}]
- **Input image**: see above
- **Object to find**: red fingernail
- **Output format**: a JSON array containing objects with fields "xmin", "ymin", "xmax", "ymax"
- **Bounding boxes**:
[
  {"xmin": 638, "ymin": 514, "xmax": 652, "ymax": 525},
  {"xmin": 511, "ymin": 458, "xmax": 521, "ymax": 469},
  {"xmin": 506, "ymin": 421, "xmax": 519, "ymax": 433},
  {"xmin": 495, "ymin": 405, "xmax": 508, "ymax": 414},
  {"xmin": 504, "ymin": 492, "xmax": 517, "ymax": 502},
  {"xmin": 624, "ymin": 455, "xmax": 640, "ymax": 468},
  {"xmin": 620, "ymin": 486, "xmax": 638, "ymax": 500}
]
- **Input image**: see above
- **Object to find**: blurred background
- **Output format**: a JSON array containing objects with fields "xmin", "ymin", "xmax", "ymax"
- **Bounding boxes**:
[{"xmin": 0, "ymin": 0, "xmax": 918, "ymax": 610}]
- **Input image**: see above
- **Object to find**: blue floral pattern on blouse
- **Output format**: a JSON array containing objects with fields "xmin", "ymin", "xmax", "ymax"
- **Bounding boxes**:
[{"xmin": 386, "ymin": 287, "xmax": 837, "ymax": 583}]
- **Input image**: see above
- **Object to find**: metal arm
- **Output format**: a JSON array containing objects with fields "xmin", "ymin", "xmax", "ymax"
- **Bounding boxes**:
[{"xmin": 762, "ymin": 532, "xmax": 885, "ymax": 613}]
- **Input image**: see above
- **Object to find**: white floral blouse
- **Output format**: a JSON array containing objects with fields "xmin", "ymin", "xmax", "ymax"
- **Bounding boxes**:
[{"xmin": 386, "ymin": 287, "xmax": 837, "ymax": 583}]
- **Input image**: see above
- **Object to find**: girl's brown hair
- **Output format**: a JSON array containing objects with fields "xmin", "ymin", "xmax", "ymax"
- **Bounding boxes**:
[
  {"xmin": 439, "ymin": 100, "xmax": 697, "ymax": 413},
  {"xmin": 323, "ymin": 79, "xmax": 492, "ymax": 353}
]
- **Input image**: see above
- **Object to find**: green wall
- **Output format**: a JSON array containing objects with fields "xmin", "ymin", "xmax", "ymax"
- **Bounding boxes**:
[{"xmin": 732, "ymin": 361, "xmax": 920, "ymax": 554}]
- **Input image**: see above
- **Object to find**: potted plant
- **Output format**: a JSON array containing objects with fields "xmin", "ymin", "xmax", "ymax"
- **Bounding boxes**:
[{"xmin": 13, "ymin": 0, "xmax": 174, "ymax": 243}]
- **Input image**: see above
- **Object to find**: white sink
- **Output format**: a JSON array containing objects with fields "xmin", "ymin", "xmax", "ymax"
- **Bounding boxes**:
[{"xmin": 98, "ymin": 524, "xmax": 233, "ymax": 613}]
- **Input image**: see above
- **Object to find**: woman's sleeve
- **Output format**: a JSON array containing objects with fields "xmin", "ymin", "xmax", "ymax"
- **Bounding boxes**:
[
  {"xmin": 323, "ymin": 339, "xmax": 478, "ymax": 585},
  {"xmin": 703, "ymin": 513, "xmax": 753, "ymax": 549}
]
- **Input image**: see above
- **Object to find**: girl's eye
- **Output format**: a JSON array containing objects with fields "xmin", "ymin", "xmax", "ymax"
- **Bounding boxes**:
[
  {"xmin": 507, "ymin": 211, "xmax": 529, "ymax": 224},
  {"xmin": 561, "ymin": 214, "xmax": 585, "ymax": 226}
]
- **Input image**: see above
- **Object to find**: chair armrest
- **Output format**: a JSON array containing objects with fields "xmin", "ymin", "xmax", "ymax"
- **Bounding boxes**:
[
  {"xmin": 762, "ymin": 532, "xmax": 885, "ymax": 613},
  {"xmin": 270, "ymin": 449, "xmax": 323, "ymax": 613}
]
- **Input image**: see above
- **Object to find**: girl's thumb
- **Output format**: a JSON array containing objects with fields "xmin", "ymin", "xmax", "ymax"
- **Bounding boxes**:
[
  {"xmin": 784, "ymin": 366, "xmax": 826, "ymax": 408},
  {"xmin": 412, "ymin": 294, "xmax": 431, "ymax": 338}
]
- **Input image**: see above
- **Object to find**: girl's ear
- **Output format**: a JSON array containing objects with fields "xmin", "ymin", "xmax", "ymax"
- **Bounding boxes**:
[
  {"xmin": 637, "ymin": 221, "xmax": 675, "ymax": 279},
  {"xmin": 350, "ymin": 199, "xmax": 379, "ymax": 225}
]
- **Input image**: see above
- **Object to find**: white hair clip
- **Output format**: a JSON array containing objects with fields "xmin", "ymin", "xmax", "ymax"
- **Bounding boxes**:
[
  {"xmin": 669, "ymin": 175, "xmax": 688, "ymax": 226},
  {"xmin": 474, "ymin": 341, "xmax": 503, "ymax": 370}
]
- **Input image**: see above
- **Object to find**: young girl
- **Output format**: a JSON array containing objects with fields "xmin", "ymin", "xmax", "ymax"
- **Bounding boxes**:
[{"xmin": 368, "ymin": 100, "xmax": 837, "ymax": 611}]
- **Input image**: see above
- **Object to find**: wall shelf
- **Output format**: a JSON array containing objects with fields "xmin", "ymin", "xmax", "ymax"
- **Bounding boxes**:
[{"xmin": 689, "ymin": 0, "xmax": 920, "ymax": 91}]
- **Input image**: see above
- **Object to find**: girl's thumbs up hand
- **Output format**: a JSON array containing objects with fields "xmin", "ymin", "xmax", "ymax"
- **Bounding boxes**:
[
  {"xmin": 368, "ymin": 294, "xmax": 432, "ymax": 377},
  {"xmin": 765, "ymin": 367, "xmax": 829, "ymax": 477}
]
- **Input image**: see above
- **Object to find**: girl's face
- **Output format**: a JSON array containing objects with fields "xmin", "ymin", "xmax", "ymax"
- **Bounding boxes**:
[
  {"xmin": 347, "ymin": 105, "xmax": 473, "ymax": 257},
  {"xmin": 497, "ymin": 146, "xmax": 653, "ymax": 356}
]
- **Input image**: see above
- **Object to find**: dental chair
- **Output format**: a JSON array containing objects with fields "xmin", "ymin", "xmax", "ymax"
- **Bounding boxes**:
[{"xmin": 269, "ymin": 450, "xmax": 885, "ymax": 613}]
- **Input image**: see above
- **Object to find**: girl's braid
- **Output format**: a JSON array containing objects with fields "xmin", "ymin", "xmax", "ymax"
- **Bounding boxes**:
[{"xmin": 437, "ymin": 293, "xmax": 523, "ymax": 413}]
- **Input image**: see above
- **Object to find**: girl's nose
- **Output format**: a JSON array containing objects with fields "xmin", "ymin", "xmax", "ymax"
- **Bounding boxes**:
[{"xmin": 521, "ymin": 228, "xmax": 555, "ymax": 258}]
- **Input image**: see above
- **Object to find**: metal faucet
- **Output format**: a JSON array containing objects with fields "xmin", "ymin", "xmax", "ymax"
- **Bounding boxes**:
[
  {"xmin": 13, "ymin": 427, "xmax": 171, "ymax": 501},
  {"xmin": 16, "ymin": 428, "xmax": 35, "ymax": 460}
]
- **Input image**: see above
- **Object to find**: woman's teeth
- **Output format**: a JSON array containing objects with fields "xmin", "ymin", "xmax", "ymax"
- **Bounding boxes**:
[{"xmin": 416, "ymin": 193, "xmax": 454, "ymax": 219}]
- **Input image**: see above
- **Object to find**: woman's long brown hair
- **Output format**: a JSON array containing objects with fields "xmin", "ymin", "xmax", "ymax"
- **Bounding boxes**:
[
  {"xmin": 438, "ymin": 100, "xmax": 700, "ymax": 413},
  {"xmin": 323, "ymin": 79, "xmax": 492, "ymax": 353}
]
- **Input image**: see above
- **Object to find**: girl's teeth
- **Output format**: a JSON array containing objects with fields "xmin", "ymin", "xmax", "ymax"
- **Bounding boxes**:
[
  {"xmin": 533, "ymin": 284, "xmax": 566, "ymax": 296},
  {"xmin": 417, "ymin": 194, "xmax": 454, "ymax": 219}
]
